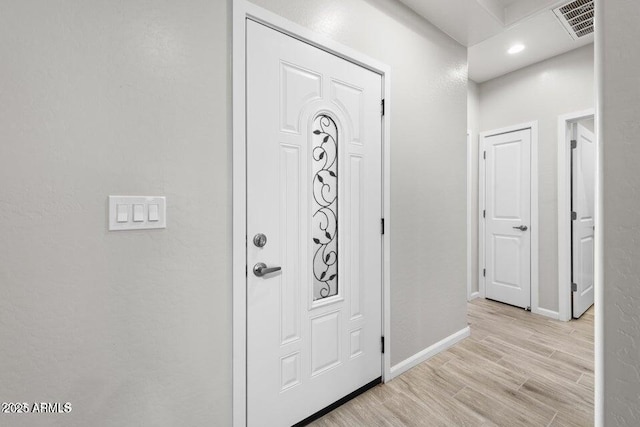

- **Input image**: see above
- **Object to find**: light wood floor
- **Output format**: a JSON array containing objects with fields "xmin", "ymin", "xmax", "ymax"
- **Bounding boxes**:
[{"xmin": 310, "ymin": 299, "xmax": 594, "ymax": 427}]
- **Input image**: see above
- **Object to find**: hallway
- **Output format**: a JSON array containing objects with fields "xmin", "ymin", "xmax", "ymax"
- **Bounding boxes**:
[{"xmin": 311, "ymin": 299, "xmax": 594, "ymax": 426}]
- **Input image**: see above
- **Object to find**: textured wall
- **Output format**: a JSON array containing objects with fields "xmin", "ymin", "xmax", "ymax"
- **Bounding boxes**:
[
  {"xmin": 0, "ymin": 0, "xmax": 232, "ymax": 425},
  {"xmin": 250, "ymin": 0, "xmax": 469, "ymax": 366},
  {"xmin": 600, "ymin": 0, "xmax": 640, "ymax": 424},
  {"xmin": 478, "ymin": 45, "xmax": 594, "ymax": 312},
  {"xmin": 0, "ymin": 0, "xmax": 466, "ymax": 427},
  {"xmin": 0, "ymin": 0, "xmax": 468, "ymax": 425}
]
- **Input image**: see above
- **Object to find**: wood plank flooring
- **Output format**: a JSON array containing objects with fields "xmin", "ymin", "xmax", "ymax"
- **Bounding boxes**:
[{"xmin": 310, "ymin": 299, "xmax": 594, "ymax": 427}]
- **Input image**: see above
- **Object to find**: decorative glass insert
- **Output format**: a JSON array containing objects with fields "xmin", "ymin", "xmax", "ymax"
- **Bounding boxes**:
[{"xmin": 312, "ymin": 114, "xmax": 338, "ymax": 300}]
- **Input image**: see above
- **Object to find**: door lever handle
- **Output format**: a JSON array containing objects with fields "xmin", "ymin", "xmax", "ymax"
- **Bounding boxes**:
[
  {"xmin": 253, "ymin": 262, "xmax": 282, "ymax": 277},
  {"xmin": 513, "ymin": 225, "xmax": 528, "ymax": 231}
]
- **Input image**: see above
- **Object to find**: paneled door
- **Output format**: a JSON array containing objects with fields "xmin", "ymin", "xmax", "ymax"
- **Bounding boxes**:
[
  {"xmin": 572, "ymin": 123, "xmax": 595, "ymax": 318},
  {"xmin": 246, "ymin": 20, "xmax": 383, "ymax": 427},
  {"xmin": 484, "ymin": 129, "xmax": 532, "ymax": 309}
]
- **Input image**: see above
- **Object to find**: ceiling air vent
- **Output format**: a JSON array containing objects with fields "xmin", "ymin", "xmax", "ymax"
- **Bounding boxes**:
[{"xmin": 553, "ymin": 0, "xmax": 594, "ymax": 40}]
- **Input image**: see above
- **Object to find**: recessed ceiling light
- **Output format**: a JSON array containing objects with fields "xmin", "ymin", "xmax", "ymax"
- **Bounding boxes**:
[{"xmin": 508, "ymin": 44, "xmax": 525, "ymax": 55}]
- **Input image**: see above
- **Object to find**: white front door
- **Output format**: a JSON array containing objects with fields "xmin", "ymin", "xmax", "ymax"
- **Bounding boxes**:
[
  {"xmin": 572, "ymin": 123, "xmax": 595, "ymax": 318},
  {"xmin": 246, "ymin": 20, "xmax": 383, "ymax": 427},
  {"xmin": 484, "ymin": 129, "xmax": 532, "ymax": 309}
]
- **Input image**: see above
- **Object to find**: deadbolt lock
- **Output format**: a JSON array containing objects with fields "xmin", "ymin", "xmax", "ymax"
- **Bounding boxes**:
[{"xmin": 253, "ymin": 233, "xmax": 267, "ymax": 248}]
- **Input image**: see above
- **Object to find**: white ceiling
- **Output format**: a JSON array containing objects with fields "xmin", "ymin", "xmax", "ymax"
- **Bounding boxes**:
[
  {"xmin": 468, "ymin": 11, "xmax": 593, "ymax": 82},
  {"xmin": 396, "ymin": 0, "xmax": 594, "ymax": 82}
]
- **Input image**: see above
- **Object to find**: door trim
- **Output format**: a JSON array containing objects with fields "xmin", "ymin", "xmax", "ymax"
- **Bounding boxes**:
[
  {"xmin": 478, "ymin": 121, "xmax": 539, "ymax": 313},
  {"xmin": 467, "ymin": 131, "xmax": 480, "ymax": 301},
  {"xmin": 557, "ymin": 109, "xmax": 595, "ymax": 321},
  {"xmin": 232, "ymin": 2, "xmax": 392, "ymax": 426}
]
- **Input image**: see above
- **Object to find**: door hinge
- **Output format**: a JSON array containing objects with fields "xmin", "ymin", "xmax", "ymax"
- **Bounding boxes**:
[
  {"xmin": 572, "ymin": 283, "xmax": 578, "ymax": 292},
  {"xmin": 483, "ymin": 209, "xmax": 486, "ymax": 219},
  {"xmin": 381, "ymin": 99, "xmax": 385, "ymax": 116},
  {"xmin": 571, "ymin": 211, "xmax": 577, "ymax": 221},
  {"xmin": 483, "ymin": 268, "xmax": 486, "ymax": 277},
  {"xmin": 483, "ymin": 151, "xmax": 486, "ymax": 160},
  {"xmin": 381, "ymin": 336, "xmax": 385, "ymax": 354},
  {"xmin": 571, "ymin": 139, "xmax": 577, "ymax": 149},
  {"xmin": 381, "ymin": 218, "xmax": 385, "ymax": 235}
]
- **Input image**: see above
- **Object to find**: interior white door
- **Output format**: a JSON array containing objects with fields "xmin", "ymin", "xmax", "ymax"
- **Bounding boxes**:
[
  {"xmin": 572, "ymin": 123, "xmax": 595, "ymax": 318},
  {"xmin": 246, "ymin": 20, "xmax": 383, "ymax": 427},
  {"xmin": 484, "ymin": 129, "xmax": 531, "ymax": 309}
]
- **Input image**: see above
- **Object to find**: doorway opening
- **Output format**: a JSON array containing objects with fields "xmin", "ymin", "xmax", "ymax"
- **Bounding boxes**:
[
  {"xmin": 232, "ymin": 3, "xmax": 392, "ymax": 426},
  {"xmin": 478, "ymin": 122, "xmax": 539, "ymax": 312},
  {"xmin": 557, "ymin": 110, "xmax": 596, "ymax": 321}
]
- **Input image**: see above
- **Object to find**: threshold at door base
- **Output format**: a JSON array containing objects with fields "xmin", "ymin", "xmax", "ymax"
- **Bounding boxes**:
[{"xmin": 292, "ymin": 377, "xmax": 382, "ymax": 427}]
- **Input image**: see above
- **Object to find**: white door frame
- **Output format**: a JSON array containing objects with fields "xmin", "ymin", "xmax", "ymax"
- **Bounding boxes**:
[
  {"xmin": 557, "ymin": 109, "xmax": 595, "ymax": 321},
  {"xmin": 467, "ymin": 130, "xmax": 479, "ymax": 301},
  {"xmin": 478, "ymin": 121, "xmax": 540, "ymax": 314},
  {"xmin": 232, "ymin": 2, "xmax": 392, "ymax": 426}
]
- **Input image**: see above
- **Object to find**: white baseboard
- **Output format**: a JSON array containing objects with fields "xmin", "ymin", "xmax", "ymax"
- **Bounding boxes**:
[
  {"xmin": 387, "ymin": 326, "xmax": 470, "ymax": 381},
  {"xmin": 468, "ymin": 291, "xmax": 480, "ymax": 301},
  {"xmin": 532, "ymin": 306, "xmax": 560, "ymax": 320}
]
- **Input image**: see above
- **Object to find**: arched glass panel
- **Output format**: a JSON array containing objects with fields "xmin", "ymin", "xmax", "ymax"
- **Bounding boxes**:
[{"xmin": 312, "ymin": 114, "xmax": 338, "ymax": 300}]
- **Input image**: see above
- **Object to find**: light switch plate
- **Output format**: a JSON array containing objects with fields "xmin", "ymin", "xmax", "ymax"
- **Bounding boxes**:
[{"xmin": 109, "ymin": 196, "xmax": 166, "ymax": 231}]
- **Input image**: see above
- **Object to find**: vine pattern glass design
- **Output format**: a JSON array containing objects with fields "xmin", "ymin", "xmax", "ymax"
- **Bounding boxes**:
[{"xmin": 312, "ymin": 114, "xmax": 338, "ymax": 300}]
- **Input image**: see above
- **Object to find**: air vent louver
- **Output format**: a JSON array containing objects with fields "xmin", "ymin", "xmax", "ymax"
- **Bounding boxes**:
[{"xmin": 553, "ymin": 0, "xmax": 594, "ymax": 40}]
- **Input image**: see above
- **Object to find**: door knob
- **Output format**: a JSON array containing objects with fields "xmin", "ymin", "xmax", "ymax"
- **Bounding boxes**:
[
  {"xmin": 253, "ymin": 262, "xmax": 282, "ymax": 277},
  {"xmin": 513, "ymin": 225, "xmax": 528, "ymax": 231}
]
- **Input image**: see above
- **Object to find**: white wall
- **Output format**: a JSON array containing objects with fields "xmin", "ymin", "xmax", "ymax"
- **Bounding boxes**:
[
  {"xmin": 599, "ymin": 0, "xmax": 640, "ymax": 424},
  {"xmin": 0, "ymin": 0, "xmax": 467, "ymax": 424},
  {"xmin": 477, "ymin": 45, "xmax": 594, "ymax": 312},
  {"xmin": 0, "ymin": 0, "xmax": 232, "ymax": 426}
]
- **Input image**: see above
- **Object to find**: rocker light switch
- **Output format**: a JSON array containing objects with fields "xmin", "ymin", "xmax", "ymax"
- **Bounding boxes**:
[
  {"xmin": 133, "ymin": 204, "xmax": 144, "ymax": 222},
  {"xmin": 109, "ymin": 196, "xmax": 166, "ymax": 231},
  {"xmin": 148, "ymin": 204, "xmax": 159, "ymax": 222},
  {"xmin": 116, "ymin": 204, "xmax": 128, "ymax": 223}
]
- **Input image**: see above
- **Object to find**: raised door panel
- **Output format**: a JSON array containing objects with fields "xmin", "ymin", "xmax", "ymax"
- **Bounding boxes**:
[
  {"xmin": 331, "ymin": 79, "xmax": 363, "ymax": 144},
  {"xmin": 280, "ymin": 145, "xmax": 302, "ymax": 345},
  {"xmin": 280, "ymin": 62, "xmax": 322, "ymax": 133},
  {"xmin": 310, "ymin": 311, "xmax": 341, "ymax": 376},
  {"xmin": 492, "ymin": 234, "xmax": 521, "ymax": 289},
  {"xmin": 492, "ymin": 140, "xmax": 522, "ymax": 220}
]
